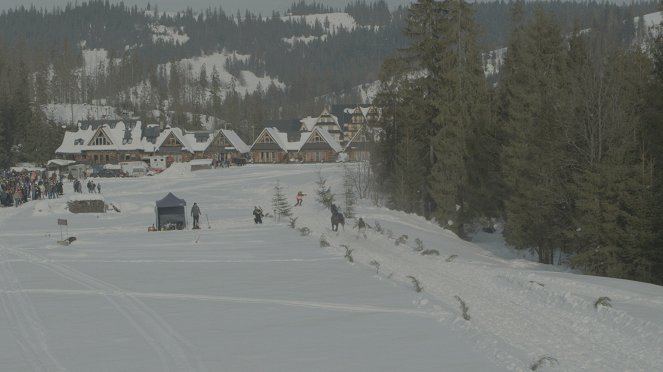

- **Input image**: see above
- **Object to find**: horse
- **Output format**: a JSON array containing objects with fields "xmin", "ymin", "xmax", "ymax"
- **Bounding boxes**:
[{"xmin": 331, "ymin": 211, "xmax": 345, "ymax": 232}]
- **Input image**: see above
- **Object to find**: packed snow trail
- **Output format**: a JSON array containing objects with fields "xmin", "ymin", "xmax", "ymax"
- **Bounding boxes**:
[
  {"xmin": 6, "ymin": 246, "xmax": 207, "ymax": 372},
  {"xmin": 313, "ymin": 202, "xmax": 663, "ymax": 371},
  {"xmin": 1, "ymin": 163, "xmax": 662, "ymax": 371}
]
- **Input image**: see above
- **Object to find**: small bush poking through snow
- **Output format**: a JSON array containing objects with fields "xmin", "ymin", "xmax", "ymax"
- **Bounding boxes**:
[
  {"xmin": 298, "ymin": 227, "xmax": 311, "ymax": 236},
  {"xmin": 406, "ymin": 275, "xmax": 423, "ymax": 292},
  {"xmin": 395, "ymin": 234, "xmax": 408, "ymax": 246},
  {"xmin": 454, "ymin": 296, "xmax": 470, "ymax": 320},
  {"xmin": 288, "ymin": 217, "xmax": 298, "ymax": 228},
  {"xmin": 374, "ymin": 221, "xmax": 383, "ymax": 234},
  {"xmin": 414, "ymin": 238, "xmax": 424, "ymax": 252},
  {"xmin": 421, "ymin": 249, "xmax": 440, "ymax": 256},
  {"xmin": 369, "ymin": 260, "xmax": 380, "ymax": 274},
  {"xmin": 530, "ymin": 355, "xmax": 558, "ymax": 370},
  {"xmin": 341, "ymin": 244, "xmax": 354, "ymax": 263},
  {"xmin": 594, "ymin": 296, "xmax": 612, "ymax": 309},
  {"xmin": 320, "ymin": 234, "xmax": 330, "ymax": 247},
  {"xmin": 529, "ymin": 281, "xmax": 545, "ymax": 287},
  {"xmin": 446, "ymin": 254, "xmax": 458, "ymax": 262}
]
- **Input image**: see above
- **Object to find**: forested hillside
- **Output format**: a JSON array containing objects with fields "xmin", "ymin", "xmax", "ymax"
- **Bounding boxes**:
[
  {"xmin": 371, "ymin": 0, "xmax": 663, "ymax": 285},
  {"xmin": 0, "ymin": 0, "xmax": 657, "ymax": 163}
]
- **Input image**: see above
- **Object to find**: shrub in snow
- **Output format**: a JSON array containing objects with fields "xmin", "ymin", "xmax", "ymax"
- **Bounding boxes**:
[
  {"xmin": 320, "ymin": 234, "xmax": 330, "ymax": 247},
  {"xmin": 446, "ymin": 254, "xmax": 458, "ymax": 262},
  {"xmin": 369, "ymin": 260, "xmax": 380, "ymax": 274},
  {"xmin": 374, "ymin": 221, "xmax": 383, "ymax": 234},
  {"xmin": 298, "ymin": 227, "xmax": 311, "ymax": 236},
  {"xmin": 454, "ymin": 295, "xmax": 470, "ymax": 320},
  {"xmin": 529, "ymin": 281, "xmax": 545, "ymax": 287},
  {"xmin": 341, "ymin": 244, "xmax": 354, "ymax": 263},
  {"xmin": 594, "ymin": 296, "xmax": 612, "ymax": 309},
  {"xmin": 421, "ymin": 249, "xmax": 440, "ymax": 256},
  {"xmin": 530, "ymin": 355, "xmax": 558, "ymax": 370},
  {"xmin": 395, "ymin": 234, "xmax": 408, "ymax": 246},
  {"xmin": 406, "ymin": 275, "xmax": 423, "ymax": 293},
  {"xmin": 288, "ymin": 217, "xmax": 298, "ymax": 229},
  {"xmin": 414, "ymin": 238, "xmax": 424, "ymax": 252}
]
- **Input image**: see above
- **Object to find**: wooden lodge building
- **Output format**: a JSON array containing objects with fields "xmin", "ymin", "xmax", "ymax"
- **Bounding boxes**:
[{"xmin": 54, "ymin": 105, "xmax": 381, "ymax": 166}]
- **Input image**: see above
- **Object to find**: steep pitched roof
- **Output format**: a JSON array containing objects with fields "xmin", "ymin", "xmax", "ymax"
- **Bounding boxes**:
[
  {"xmin": 300, "ymin": 127, "xmax": 342, "ymax": 153},
  {"xmin": 220, "ymin": 129, "xmax": 250, "ymax": 153},
  {"xmin": 56, "ymin": 120, "xmax": 144, "ymax": 154}
]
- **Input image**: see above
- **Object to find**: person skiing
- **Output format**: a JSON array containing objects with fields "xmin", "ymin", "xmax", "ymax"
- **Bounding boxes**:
[
  {"xmin": 191, "ymin": 202, "xmax": 201, "ymax": 229},
  {"xmin": 253, "ymin": 206, "xmax": 264, "ymax": 224},
  {"xmin": 295, "ymin": 191, "xmax": 306, "ymax": 206}
]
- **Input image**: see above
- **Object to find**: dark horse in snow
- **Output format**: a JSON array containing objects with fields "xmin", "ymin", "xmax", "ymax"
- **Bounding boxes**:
[{"xmin": 331, "ymin": 204, "xmax": 345, "ymax": 231}]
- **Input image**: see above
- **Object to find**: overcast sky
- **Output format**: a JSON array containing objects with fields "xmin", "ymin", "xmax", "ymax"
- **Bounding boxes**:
[{"xmin": 0, "ymin": 0, "xmax": 413, "ymax": 15}]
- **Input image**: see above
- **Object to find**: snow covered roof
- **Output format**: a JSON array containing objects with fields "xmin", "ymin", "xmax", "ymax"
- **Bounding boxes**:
[
  {"xmin": 220, "ymin": 129, "xmax": 250, "ymax": 153},
  {"xmin": 299, "ymin": 116, "xmax": 318, "ymax": 132},
  {"xmin": 299, "ymin": 127, "xmax": 342, "ymax": 153},
  {"xmin": 261, "ymin": 127, "xmax": 290, "ymax": 152},
  {"xmin": 47, "ymin": 159, "xmax": 76, "ymax": 167},
  {"xmin": 56, "ymin": 120, "xmax": 145, "ymax": 154}
]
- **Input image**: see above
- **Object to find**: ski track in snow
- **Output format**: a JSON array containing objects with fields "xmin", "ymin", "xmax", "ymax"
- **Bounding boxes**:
[
  {"xmin": 0, "ymin": 247, "xmax": 65, "ymax": 372},
  {"xmin": 4, "ymin": 246, "xmax": 207, "ymax": 372},
  {"xmin": 0, "ymin": 288, "xmax": 439, "ymax": 319}
]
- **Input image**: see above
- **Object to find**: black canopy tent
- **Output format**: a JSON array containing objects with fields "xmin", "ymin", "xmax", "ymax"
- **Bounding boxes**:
[{"xmin": 155, "ymin": 192, "xmax": 187, "ymax": 230}]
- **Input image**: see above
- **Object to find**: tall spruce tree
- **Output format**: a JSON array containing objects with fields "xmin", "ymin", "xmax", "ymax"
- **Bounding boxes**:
[
  {"xmin": 425, "ymin": 0, "xmax": 490, "ymax": 237},
  {"xmin": 500, "ymin": 6, "xmax": 575, "ymax": 263}
]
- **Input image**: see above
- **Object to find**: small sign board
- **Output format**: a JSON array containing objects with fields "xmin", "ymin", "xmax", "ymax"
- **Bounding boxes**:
[{"xmin": 57, "ymin": 218, "xmax": 68, "ymax": 226}]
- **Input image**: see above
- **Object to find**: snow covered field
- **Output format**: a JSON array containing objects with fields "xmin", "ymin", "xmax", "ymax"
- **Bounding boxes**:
[{"xmin": 1, "ymin": 164, "xmax": 662, "ymax": 371}]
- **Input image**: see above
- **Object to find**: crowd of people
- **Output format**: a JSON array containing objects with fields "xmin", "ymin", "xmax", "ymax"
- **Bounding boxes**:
[{"xmin": 0, "ymin": 170, "xmax": 65, "ymax": 207}]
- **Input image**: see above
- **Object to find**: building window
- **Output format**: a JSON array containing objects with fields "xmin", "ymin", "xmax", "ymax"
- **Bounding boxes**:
[
  {"xmin": 125, "ymin": 154, "xmax": 131, "ymax": 160},
  {"xmin": 169, "ymin": 137, "xmax": 179, "ymax": 146},
  {"xmin": 260, "ymin": 135, "xmax": 273, "ymax": 144},
  {"xmin": 94, "ymin": 136, "xmax": 110, "ymax": 146},
  {"xmin": 105, "ymin": 154, "xmax": 110, "ymax": 162}
]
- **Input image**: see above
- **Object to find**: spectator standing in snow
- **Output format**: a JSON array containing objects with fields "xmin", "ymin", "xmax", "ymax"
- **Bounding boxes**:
[
  {"xmin": 191, "ymin": 202, "xmax": 201, "ymax": 229},
  {"xmin": 253, "ymin": 206, "xmax": 264, "ymax": 224},
  {"xmin": 295, "ymin": 191, "xmax": 306, "ymax": 206},
  {"xmin": 97, "ymin": 182, "xmax": 101, "ymax": 193}
]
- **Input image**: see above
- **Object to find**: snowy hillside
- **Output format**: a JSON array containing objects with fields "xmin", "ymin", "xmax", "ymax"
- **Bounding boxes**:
[
  {"xmin": 0, "ymin": 164, "xmax": 661, "ymax": 371},
  {"xmin": 162, "ymin": 51, "xmax": 286, "ymax": 97},
  {"xmin": 42, "ymin": 103, "xmax": 121, "ymax": 125},
  {"xmin": 281, "ymin": 12, "xmax": 358, "ymax": 34}
]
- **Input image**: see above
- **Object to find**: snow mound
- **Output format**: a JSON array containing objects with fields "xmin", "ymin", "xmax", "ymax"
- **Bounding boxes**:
[{"xmin": 158, "ymin": 162, "xmax": 192, "ymax": 178}]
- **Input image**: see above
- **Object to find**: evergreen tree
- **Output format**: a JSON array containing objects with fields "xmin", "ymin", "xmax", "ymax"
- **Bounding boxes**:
[
  {"xmin": 500, "ymin": 6, "xmax": 575, "ymax": 263},
  {"xmin": 343, "ymin": 165, "xmax": 357, "ymax": 218},
  {"xmin": 272, "ymin": 180, "xmax": 292, "ymax": 222},
  {"xmin": 426, "ymin": 0, "xmax": 489, "ymax": 238},
  {"xmin": 571, "ymin": 49, "xmax": 656, "ymax": 281},
  {"xmin": 315, "ymin": 170, "xmax": 334, "ymax": 208}
]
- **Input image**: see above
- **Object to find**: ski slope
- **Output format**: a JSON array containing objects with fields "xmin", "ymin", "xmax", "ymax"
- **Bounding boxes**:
[{"xmin": 1, "ymin": 163, "xmax": 661, "ymax": 371}]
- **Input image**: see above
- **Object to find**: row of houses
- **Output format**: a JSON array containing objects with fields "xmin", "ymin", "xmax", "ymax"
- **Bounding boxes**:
[{"xmin": 55, "ymin": 105, "xmax": 382, "ymax": 165}]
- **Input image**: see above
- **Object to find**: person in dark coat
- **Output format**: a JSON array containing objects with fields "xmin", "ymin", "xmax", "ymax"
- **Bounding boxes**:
[
  {"xmin": 253, "ymin": 206, "xmax": 264, "ymax": 224},
  {"xmin": 191, "ymin": 202, "xmax": 201, "ymax": 229}
]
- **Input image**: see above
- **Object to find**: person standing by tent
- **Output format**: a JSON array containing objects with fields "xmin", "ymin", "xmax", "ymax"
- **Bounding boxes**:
[{"xmin": 191, "ymin": 202, "xmax": 201, "ymax": 229}]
